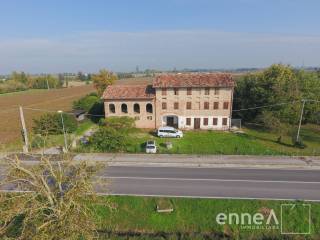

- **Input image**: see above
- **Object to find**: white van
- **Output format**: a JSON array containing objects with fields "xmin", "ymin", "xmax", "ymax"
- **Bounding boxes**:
[{"xmin": 157, "ymin": 126, "xmax": 183, "ymax": 138}]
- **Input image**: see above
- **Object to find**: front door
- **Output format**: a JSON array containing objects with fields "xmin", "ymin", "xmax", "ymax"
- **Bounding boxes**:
[
  {"xmin": 167, "ymin": 117, "xmax": 174, "ymax": 127},
  {"xmin": 194, "ymin": 118, "xmax": 201, "ymax": 129}
]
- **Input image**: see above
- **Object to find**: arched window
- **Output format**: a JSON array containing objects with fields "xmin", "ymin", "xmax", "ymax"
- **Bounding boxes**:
[
  {"xmin": 121, "ymin": 103, "xmax": 128, "ymax": 113},
  {"xmin": 146, "ymin": 103, "xmax": 153, "ymax": 113},
  {"xmin": 109, "ymin": 104, "xmax": 115, "ymax": 113},
  {"xmin": 133, "ymin": 103, "xmax": 140, "ymax": 113}
]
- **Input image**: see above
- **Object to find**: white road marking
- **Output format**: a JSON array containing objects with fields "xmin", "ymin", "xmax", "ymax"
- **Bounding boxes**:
[
  {"xmin": 99, "ymin": 176, "xmax": 320, "ymax": 184},
  {"xmin": 101, "ymin": 193, "xmax": 320, "ymax": 202}
]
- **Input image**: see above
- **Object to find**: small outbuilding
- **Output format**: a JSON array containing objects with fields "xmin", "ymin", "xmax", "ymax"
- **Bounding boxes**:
[{"xmin": 72, "ymin": 109, "xmax": 86, "ymax": 121}]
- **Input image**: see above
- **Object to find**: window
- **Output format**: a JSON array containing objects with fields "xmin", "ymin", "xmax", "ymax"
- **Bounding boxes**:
[
  {"xmin": 213, "ymin": 102, "xmax": 219, "ymax": 109},
  {"xmin": 121, "ymin": 103, "xmax": 128, "ymax": 113},
  {"xmin": 204, "ymin": 102, "xmax": 209, "ymax": 110},
  {"xmin": 213, "ymin": 118, "xmax": 218, "ymax": 125},
  {"xmin": 187, "ymin": 87, "xmax": 192, "ymax": 95},
  {"xmin": 146, "ymin": 103, "xmax": 153, "ymax": 113},
  {"xmin": 205, "ymin": 88, "xmax": 210, "ymax": 95},
  {"xmin": 147, "ymin": 116, "xmax": 152, "ymax": 120},
  {"xmin": 223, "ymin": 102, "xmax": 229, "ymax": 110},
  {"xmin": 186, "ymin": 102, "xmax": 192, "ymax": 110},
  {"xmin": 162, "ymin": 102, "xmax": 167, "ymax": 110},
  {"xmin": 133, "ymin": 103, "xmax": 140, "ymax": 113},
  {"xmin": 203, "ymin": 118, "xmax": 208, "ymax": 126},
  {"xmin": 186, "ymin": 118, "xmax": 191, "ymax": 126},
  {"xmin": 174, "ymin": 88, "xmax": 179, "ymax": 95},
  {"xmin": 222, "ymin": 118, "xmax": 228, "ymax": 126},
  {"xmin": 162, "ymin": 88, "xmax": 167, "ymax": 96},
  {"xmin": 109, "ymin": 104, "xmax": 115, "ymax": 113},
  {"xmin": 174, "ymin": 102, "xmax": 179, "ymax": 110},
  {"xmin": 214, "ymin": 88, "xmax": 219, "ymax": 95}
]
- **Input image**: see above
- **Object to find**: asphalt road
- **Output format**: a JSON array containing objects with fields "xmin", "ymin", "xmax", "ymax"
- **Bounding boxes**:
[{"xmin": 101, "ymin": 166, "xmax": 320, "ymax": 201}]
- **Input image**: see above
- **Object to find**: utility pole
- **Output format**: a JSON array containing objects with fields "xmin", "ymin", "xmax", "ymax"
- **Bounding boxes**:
[
  {"xmin": 46, "ymin": 75, "xmax": 50, "ymax": 90},
  {"xmin": 19, "ymin": 106, "xmax": 29, "ymax": 153},
  {"xmin": 296, "ymin": 99, "xmax": 306, "ymax": 143},
  {"xmin": 58, "ymin": 110, "xmax": 68, "ymax": 152}
]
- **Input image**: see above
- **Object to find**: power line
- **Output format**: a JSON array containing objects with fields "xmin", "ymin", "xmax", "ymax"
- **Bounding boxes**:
[
  {"xmin": 23, "ymin": 107, "xmax": 105, "ymax": 117},
  {"xmin": 232, "ymin": 101, "xmax": 300, "ymax": 112},
  {"xmin": 21, "ymin": 99, "xmax": 320, "ymax": 115},
  {"xmin": 233, "ymin": 99, "xmax": 320, "ymax": 112}
]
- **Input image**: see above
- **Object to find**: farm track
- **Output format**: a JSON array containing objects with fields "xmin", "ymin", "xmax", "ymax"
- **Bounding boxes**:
[{"xmin": 0, "ymin": 85, "xmax": 94, "ymax": 145}]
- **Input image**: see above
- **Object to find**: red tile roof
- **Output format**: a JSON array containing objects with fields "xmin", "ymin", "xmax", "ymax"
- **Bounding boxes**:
[
  {"xmin": 102, "ymin": 84, "xmax": 155, "ymax": 100},
  {"xmin": 153, "ymin": 73, "xmax": 234, "ymax": 88}
]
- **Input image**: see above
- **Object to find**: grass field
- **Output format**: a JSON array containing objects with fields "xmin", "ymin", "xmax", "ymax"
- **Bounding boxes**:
[
  {"xmin": 122, "ymin": 124, "xmax": 320, "ymax": 156},
  {"xmin": 94, "ymin": 196, "xmax": 320, "ymax": 239},
  {"xmin": 0, "ymin": 85, "xmax": 94, "ymax": 149}
]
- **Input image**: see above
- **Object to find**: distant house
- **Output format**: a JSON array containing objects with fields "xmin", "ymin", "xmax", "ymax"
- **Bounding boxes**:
[{"xmin": 102, "ymin": 73, "xmax": 235, "ymax": 130}]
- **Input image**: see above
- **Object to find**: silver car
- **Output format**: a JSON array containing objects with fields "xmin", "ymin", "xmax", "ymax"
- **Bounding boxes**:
[
  {"xmin": 157, "ymin": 126, "xmax": 183, "ymax": 138},
  {"xmin": 146, "ymin": 140, "xmax": 157, "ymax": 153}
]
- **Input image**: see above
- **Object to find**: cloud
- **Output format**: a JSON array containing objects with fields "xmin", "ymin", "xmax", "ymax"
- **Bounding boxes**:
[{"xmin": 0, "ymin": 30, "xmax": 320, "ymax": 73}]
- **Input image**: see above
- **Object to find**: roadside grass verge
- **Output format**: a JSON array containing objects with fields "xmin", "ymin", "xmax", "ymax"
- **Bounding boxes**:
[{"xmin": 94, "ymin": 196, "xmax": 320, "ymax": 240}]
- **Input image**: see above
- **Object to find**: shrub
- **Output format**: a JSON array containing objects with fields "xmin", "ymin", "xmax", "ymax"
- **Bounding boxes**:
[
  {"xmin": 73, "ymin": 92, "xmax": 99, "ymax": 112},
  {"xmin": 89, "ymin": 127, "xmax": 126, "ymax": 152},
  {"xmin": 33, "ymin": 113, "xmax": 77, "ymax": 135},
  {"xmin": 73, "ymin": 93, "xmax": 104, "ymax": 123},
  {"xmin": 0, "ymin": 80, "xmax": 27, "ymax": 94},
  {"xmin": 27, "ymin": 75, "xmax": 61, "ymax": 89},
  {"xmin": 30, "ymin": 135, "xmax": 46, "ymax": 148},
  {"xmin": 292, "ymin": 135, "xmax": 306, "ymax": 149},
  {"xmin": 99, "ymin": 116, "xmax": 135, "ymax": 131}
]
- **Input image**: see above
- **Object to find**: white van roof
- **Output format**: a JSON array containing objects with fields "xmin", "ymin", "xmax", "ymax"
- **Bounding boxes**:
[{"xmin": 158, "ymin": 126, "xmax": 175, "ymax": 131}]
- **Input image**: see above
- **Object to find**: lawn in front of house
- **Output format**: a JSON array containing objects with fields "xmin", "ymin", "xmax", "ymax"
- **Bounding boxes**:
[
  {"xmin": 125, "ymin": 124, "xmax": 320, "ymax": 156},
  {"xmin": 94, "ymin": 196, "xmax": 320, "ymax": 239}
]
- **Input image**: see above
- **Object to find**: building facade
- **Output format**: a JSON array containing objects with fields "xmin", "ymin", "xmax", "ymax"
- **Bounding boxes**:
[{"xmin": 103, "ymin": 73, "xmax": 235, "ymax": 130}]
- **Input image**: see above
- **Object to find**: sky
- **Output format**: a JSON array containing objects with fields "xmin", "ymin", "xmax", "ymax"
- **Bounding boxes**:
[{"xmin": 0, "ymin": 0, "xmax": 320, "ymax": 73}]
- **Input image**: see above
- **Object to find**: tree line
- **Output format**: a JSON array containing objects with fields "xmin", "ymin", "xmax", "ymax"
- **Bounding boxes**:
[
  {"xmin": 0, "ymin": 72, "xmax": 64, "ymax": 94},
  {"xmin": 233, "ymin": 64, "xmax": 320, "ymax": 145}
]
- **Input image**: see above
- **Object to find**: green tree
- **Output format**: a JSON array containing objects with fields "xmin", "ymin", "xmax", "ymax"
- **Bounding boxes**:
[
  {"xmin": 58, "ymin": 73, "xmax": 65, "ymax": 87},
  {"xmin": 11, "ymin": 71, "xmax": 29, "ymax": 84},
  {"xmin": 73, "ymin": 93, "xmax": 104, "ymax": 123},
  {"xmin": 90, "ymin": 127, "xmax": 127, "ymax": 152},
  {"xmin": 257, "ymin": 111, "xmax": 290, "ymax": 143},
  {"xmin": 73, "ymin": 93, "xmax": 99, "ymax": 112},
  {"xmin": 28, "ymin": 75, "xmax": 61, "ymax": 89},
  {"xmin": 233, "ymin": 64, "xmax": 310, "ymax": 124},
  {"xmin": 296, "ymin": 70, "xmax": 320, "ymax": 123},
  {"xmin": 33, "ymin": 113, "xmax": 77, "ymax": 135},
  {"xmin": 92, "ymin": 69, "xmax": 117, "ymax": 96}
]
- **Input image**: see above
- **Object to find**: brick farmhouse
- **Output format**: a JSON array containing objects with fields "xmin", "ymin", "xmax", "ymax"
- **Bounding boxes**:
[{"xmin": 102, "ymin": 73, "xmax": 235, "ymax": 130}]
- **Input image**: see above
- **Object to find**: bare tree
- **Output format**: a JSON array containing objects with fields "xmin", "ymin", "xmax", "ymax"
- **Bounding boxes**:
[{"xmin": 0, "ymin": 154, "xmax": 107, "ymax": 240}]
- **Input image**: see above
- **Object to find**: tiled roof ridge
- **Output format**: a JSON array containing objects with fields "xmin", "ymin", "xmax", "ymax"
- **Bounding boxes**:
[{"xmin": 153, "ymin": 72, "xmax": 234, "ymax": 88}]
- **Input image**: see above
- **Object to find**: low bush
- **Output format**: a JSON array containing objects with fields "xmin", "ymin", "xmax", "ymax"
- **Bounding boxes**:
[
  {"xmin": 73, "ymin": 92, "xmax": 99, "ymax": 112},
  {"xmin": 27, "ymin": 75, "xmax": 62, "ymax": 89},
  {"xmin": 99, "ymin": 116, "xmax": 135, "ymax": 131},
  {"xmin": 89, "ymin": 127, "xmax": 127, "ymax": 152},
  {"xmin": 0, "ymin": 80, "xmax": 28, "ymax": 94},
  {"xmin": 33, "ymin": 113, "xmax": 77, "ymax": 135},
  {"xmin": 73, "ymin": 92, "xmax": 104, "ymax": 123},
  {"xmin": 30, "ymin": 135, "xmax": 46, "ymax": 148}
]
